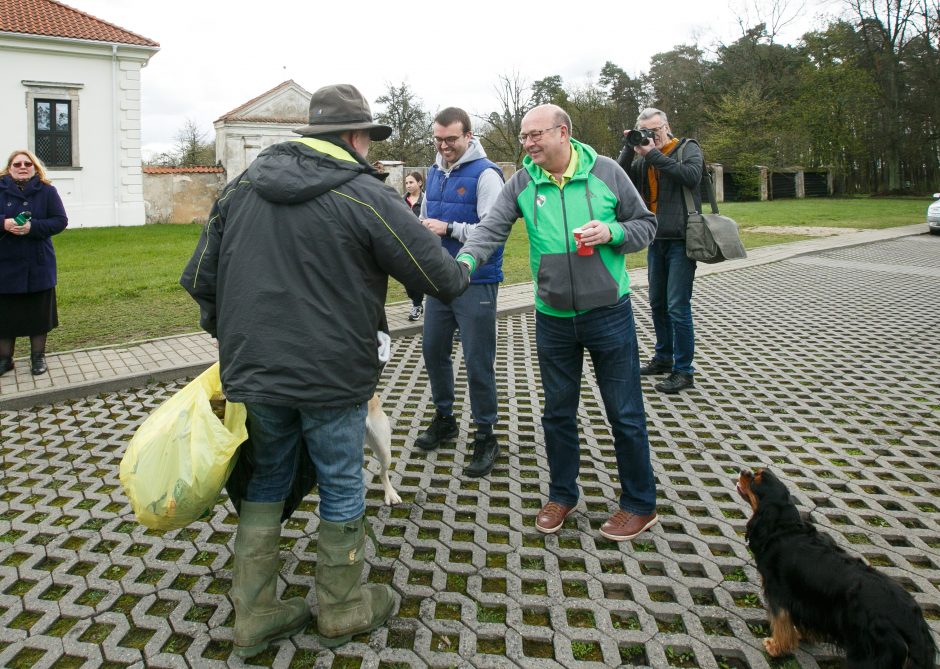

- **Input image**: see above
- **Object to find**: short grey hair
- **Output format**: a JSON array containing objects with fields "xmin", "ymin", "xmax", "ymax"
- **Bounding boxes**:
[
  {"xmin": 552, "ymin": 107, "xmax": 573, "ymax": 135},
  {"xmin": 636, "ymin": 108, "xmax": 668, "ymax": 128}
]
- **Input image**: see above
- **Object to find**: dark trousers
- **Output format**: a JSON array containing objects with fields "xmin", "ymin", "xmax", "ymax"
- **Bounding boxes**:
[
  {"xmin": 406, "ymin": 287, "xmax": 424, "ymax": 308},
  {"xmin": 535, "ymin": 296, "xmax": 656, "ymax": 514},
  {"xmin": 647, "ymin": 239, "xmax": 697, "ymax": 374},
  {"xmin": 422, "ymin": 283, "xmax": 498, "ymax": 428}
]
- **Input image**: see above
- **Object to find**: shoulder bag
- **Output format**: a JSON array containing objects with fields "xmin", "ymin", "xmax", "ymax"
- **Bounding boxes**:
[{"xmin": 678, "ymin": 140, "xmax": 747, "ymax": 264}]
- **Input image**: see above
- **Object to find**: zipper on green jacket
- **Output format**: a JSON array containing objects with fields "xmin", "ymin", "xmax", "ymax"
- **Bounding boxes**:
[{"xmin": 559, "ymin": 187, "xmax": 578, "ymax": 312}]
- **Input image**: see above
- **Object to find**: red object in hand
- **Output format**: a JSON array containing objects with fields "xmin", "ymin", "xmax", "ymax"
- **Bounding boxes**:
[{"xmin": 573, "ymin": 228, "xmax": 594, "ymax": 256}]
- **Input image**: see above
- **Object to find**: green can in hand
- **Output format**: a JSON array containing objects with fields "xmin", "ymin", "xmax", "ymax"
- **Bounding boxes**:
[{"xmin": 14, "ymin": 211, "xmax": 31, "ymax": 226}]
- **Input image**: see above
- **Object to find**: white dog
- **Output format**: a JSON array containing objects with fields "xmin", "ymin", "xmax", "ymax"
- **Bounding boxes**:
[
  {"xmin": 364, "ymin": 394, "xmax": 401, "ymax": 505},
  {"xmin": 366, "ymin": 332, "xmax": 401, "ymax": 505}
]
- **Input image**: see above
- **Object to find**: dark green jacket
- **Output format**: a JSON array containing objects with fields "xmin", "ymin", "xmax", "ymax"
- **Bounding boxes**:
[{"xmin": 180, "ymin": 137, "xmax": 468, "ymax": 407}]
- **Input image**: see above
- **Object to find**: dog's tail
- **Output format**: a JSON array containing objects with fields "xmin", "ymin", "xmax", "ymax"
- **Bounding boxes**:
[{"xmin": 905, "ymin": 614, "xmax": 938, "ymax": 669}]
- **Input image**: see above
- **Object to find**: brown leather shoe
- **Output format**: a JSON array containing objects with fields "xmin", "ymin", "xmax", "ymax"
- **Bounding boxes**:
[
  {"xmin": 535, "ymin": 502, "xmax": 574, "ymax": 534},
  {"xmin": 599, "ymin": 510, "xmax": 658, "ymax": 541}
]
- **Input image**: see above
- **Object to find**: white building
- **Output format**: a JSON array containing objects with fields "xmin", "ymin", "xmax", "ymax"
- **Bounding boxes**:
[
  {"xmin": 0, "ymin": 0, "xmax": 159, "ymax": 227},
  {"xmin": 214, "ymin": 80, "xmax": 312, "ymax": 179}
]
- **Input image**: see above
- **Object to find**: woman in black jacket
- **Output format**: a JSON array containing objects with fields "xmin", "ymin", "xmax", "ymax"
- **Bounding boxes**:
[
  {"xmin": 403, "ymin": 171, "xmax": 425, "ymax": 320},
  {"xmin": 0, "ymin": 150, "xmax": 69, "ymax": 375}
]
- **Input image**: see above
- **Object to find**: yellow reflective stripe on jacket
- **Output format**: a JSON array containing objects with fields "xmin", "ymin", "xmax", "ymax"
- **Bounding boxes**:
[
  {"xmin": 290, "ymin": 137, "xmax": 357, "ymax": 163},
  {"xmin": 330, "ymin": 189, "xmax": 440, "ymax": 293},
  {"xmin": 190, "ymin": 178, "xmax": 249, "ymax": 289}
]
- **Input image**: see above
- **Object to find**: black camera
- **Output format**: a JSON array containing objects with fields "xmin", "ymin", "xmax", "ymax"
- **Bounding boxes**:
[
  {"xmin": 625, "ymin": 128, "xmax": 656, "ymax": 147},
  {"xmin": 615, "ymin": 128, "xmax": 657, "ymax": 169}
]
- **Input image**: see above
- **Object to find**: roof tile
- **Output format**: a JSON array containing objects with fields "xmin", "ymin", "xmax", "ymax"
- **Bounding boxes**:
[
  {"xmin": 143, "ymin": 166, "xmax": 224, "ymax": 174},
  {"xmin": 0, "ymin": 0, "xmax": 159, "ymax": 47}
]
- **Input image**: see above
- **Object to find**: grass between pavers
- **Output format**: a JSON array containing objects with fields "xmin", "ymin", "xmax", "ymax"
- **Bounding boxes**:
[{"xmin": 40, "ymin": 196, "xmax": 929, "ymax": 353}]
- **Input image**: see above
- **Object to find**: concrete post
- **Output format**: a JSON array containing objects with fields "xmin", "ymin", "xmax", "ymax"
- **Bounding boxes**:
[
  {"xmin": 709, "ymin": 163, "xmax": 724, "ymax": 203},
  {"xmin": 386, "ymin": 164, "xmax": 405, "ymax": 194},
  {"xmin": 496, "ymin": 162, "xmax": 517, "ymax": 181}
]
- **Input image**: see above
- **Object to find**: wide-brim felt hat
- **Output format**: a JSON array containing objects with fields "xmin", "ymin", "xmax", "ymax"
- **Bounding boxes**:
[{"xmin": 294, "ymin": 83, "xmax": 392, "ymax": 141}]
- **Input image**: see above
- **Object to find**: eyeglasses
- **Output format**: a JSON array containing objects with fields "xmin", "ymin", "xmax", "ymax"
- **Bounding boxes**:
[
  {"xmin": 432, "ymin": 134, "xmax": 466, "ymax": 146},
  {"xmin": 641, "ymin": 125, "xmax": 666, "ymax": 134},
  {"xmin": 518, "ymin": 125, "xmax": 562, "ymax": 145},
  {"xmin": 11, "ymin": 161, "xmax": 34, "ymax": 168}
]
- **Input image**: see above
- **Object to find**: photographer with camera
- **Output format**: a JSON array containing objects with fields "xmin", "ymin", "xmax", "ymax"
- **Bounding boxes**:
[{"xmin": 620, "ymin": 108, "xmax": 703, "ymax": 394}]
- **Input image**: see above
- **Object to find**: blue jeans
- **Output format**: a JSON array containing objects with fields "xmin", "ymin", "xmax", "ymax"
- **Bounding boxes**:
[
  {"xmin": 535, "ymin": 296, "xmax": 656, "ymax": 514},
  {"xmin": 243, "ymin": 401, "xmax": 367, "ymax": 523},
  {"xmin": 647, "ymin": 239, "xmax": 697, "ymax": 374},
  {"xmin": 422, "ymin": 283, "xmax": 498, "ymax": 428}
]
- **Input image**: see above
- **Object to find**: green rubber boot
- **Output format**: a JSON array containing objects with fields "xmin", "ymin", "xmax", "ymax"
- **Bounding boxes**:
[
  {"xmin": 316, "ymin": 515, "xmax": 399, "ymax": 648},
  {"xmin": 232, "ymin": 501, "xmax": 311, "ymax": 658}
]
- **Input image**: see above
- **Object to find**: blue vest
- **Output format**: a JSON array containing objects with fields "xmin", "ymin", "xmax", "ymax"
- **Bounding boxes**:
[{"xmin": 426, "ymin": 158, "xmax": 504, "ymax": 284}]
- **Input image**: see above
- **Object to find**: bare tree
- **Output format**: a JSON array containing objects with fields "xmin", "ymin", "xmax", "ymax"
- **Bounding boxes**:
[
  {"xmin": 733, "ymin": 0, "xmax": 807, "ymax": 42},
  {"xmin": 175, "ymin": 119, "xmax": 215, "ymax": 166},
  {"xmin": 477, "ymin": 72, "xmax": 533, "ymax": 164}
]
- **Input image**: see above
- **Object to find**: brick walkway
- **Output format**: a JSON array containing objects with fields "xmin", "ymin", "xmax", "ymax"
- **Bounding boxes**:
[{"xmin": 1, "ymin": 224, "xmax": 937, "ymax": 668}]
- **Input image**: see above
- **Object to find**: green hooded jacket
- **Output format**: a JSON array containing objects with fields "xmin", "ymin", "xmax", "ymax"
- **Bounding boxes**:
[{"xmin": 459, "ymin": 138, "xmax": 656, "ymax": 317}]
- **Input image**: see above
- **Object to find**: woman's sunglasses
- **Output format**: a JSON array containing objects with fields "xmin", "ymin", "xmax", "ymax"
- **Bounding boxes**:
[{"xmin": 11, "ymin": 161, "xmax": 34, "ymax": 168}]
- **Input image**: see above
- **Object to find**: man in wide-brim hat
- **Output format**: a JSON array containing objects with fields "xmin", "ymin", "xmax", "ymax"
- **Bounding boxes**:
[{"xmin": 181, "ymin": 83, "xmax": 470, "ymax": 655}]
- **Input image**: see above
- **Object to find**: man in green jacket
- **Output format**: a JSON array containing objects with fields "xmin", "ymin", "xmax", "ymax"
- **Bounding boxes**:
[{"xmin": 457, "ymin": 104, "xmax": 659, "ymax": 541}]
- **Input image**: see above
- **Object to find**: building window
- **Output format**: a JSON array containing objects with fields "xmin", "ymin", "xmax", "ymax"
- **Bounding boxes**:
[
  {"xmin": 23, "ymin": 81, "xmax": 83, "ymax": 169},
  {"xmin": 35, "ymin": 99, "xmax": 72, "ymax": 167}
]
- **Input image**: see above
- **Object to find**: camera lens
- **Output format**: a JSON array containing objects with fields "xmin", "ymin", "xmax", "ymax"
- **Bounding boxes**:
[{"xmin": 625, "ymin": 130, "xmax": 651, "ymax": 147}]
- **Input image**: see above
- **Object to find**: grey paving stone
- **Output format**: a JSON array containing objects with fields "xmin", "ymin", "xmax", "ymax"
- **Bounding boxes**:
[{"xmin": 1, "ymin": 235, "xmax": 939, "ymax": 668}]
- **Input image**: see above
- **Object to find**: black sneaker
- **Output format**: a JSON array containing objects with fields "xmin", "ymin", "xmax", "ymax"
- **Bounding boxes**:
[
  {"xmin": 640, "ymin": 357, "xmax": 672, "ymax": 375},
  {"xmin": 464, "ymin": 431, "xmax": 500, "ymax": 478},
  {"xmin": 30, "ymin": 353, "xmax": 47, "ymax": 375},
  {"xmin": 655, "ymin": 371, "xmax": 694, "ymax": 394},
  {"xmin": 415, "ymin": 412, "xmax": 458, "ymax": 451},
  {"xmin": 0, "ymin": 357, "xmax": 13, "ymax": 376}
]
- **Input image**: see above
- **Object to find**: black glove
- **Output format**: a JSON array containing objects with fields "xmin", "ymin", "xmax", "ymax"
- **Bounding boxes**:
[{"xmin": 616, "ymin": 139, "xmax": 634, "ymax": 171}]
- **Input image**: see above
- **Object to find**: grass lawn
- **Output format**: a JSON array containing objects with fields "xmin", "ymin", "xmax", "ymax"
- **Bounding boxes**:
[
  {"xmin": 720, "ymin": 196, "xmax": 929, "ymax": 229},
  {"xmin": 50, "ymin": 225, "xmax": 205, "ymax": 353},
  {"xmin": 41, "ymin": 196, "xmax": 930, "ymax": 353}
]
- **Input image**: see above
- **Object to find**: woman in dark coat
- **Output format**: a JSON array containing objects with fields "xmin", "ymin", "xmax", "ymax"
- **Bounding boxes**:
[
  {"xmin": 403, "ymin": 171, "xmax": 425, "ymax": 321},
  {"xmin": 1, "ymin": 149, "xmax": 69, "ymax": 375}
]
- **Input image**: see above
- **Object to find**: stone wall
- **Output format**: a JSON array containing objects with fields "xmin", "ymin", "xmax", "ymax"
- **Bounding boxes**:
[
  {"xmin": 142, "ymin": 166, "xmax": 225, "ymax": 224},
  {"xmin": 142, "ymin": 161, "xmax": 521, "ymax": 225}
]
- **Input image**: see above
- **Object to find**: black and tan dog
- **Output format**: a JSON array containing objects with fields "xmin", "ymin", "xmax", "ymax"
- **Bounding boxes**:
[{"xmin": 737, "ymin": 468, "xmax": 936, "ymax": 668}]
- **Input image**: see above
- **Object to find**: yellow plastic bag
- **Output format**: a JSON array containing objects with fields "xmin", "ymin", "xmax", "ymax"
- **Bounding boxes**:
[{"xmin": 119, "ymin": 363, "xmax": 247, "ymax": 530}]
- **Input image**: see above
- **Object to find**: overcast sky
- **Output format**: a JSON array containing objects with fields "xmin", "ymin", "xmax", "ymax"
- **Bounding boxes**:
[{"xmin": 66, "ymin": 0, "xmax": 838, "ymax": 159}]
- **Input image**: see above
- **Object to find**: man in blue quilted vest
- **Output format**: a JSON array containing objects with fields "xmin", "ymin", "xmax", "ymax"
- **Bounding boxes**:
[{"xmin": 415, "ymin": 107, "xmax": 505, "ymax": 478}]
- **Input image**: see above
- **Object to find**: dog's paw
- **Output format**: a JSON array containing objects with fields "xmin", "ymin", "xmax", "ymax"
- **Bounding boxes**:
[
  {"xmin": 382, "ymin": 474, "xmax": 402, "ymax": 505},
  {"xmin": 762, "ymin": 638, "xmax": 784, "ymax": 657}
]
